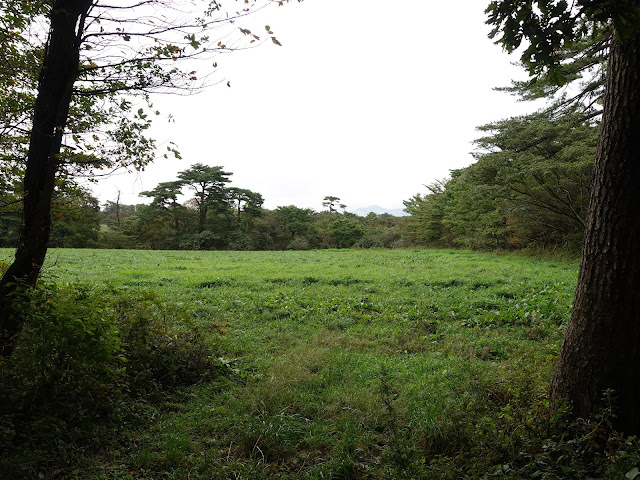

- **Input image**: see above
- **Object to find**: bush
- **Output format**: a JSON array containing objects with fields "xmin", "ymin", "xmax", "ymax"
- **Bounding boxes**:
[
  {"xmin": 355, "ymin": 235, "xmax": 384, "ymax": 248},
  {"xmin": 287, "ymin": 236, "xmax": 312, "ymax": 250},
  {"xmin": 96, "ymin": 226, "xmax": 135, "ymax": 249},
  {"xmin": 226, "ymin": 230, "xmax": 254, "ymax": 251},
  {"xmin": 328, "ymin": 217, "xmax": 365, "ymax": 248},
  {"xmin": 0, "ymin": 283, "xmax": 222, "ymax": 459}
]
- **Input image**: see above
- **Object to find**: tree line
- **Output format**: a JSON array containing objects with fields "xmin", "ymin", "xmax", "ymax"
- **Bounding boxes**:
[
  {"xmin": 404, "ymin": 107, "xmax": 597, "ymax": 253},
  {"xmin": 0, "ymin": 170, "xmax": 409, "ymax": 250},
  {"xmin": 1, "ymin": 108, "xmax": 598, "ymax": 254},
  {"xmin": 0, "ymin": 110, "xmax": 601, "ymax": 255}
]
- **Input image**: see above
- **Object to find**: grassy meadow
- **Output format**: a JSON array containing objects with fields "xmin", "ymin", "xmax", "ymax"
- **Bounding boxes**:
[{"xmin": 2, "ymin": 248, "xmax": 609, "ymax": 478}]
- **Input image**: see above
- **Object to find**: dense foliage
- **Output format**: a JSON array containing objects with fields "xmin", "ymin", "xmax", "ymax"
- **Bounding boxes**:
[
  {"xmin": 0, "ymin": 280, "xmax": 222, "ymax": 476},
  {"xmin": 103, "ymin": 190, "xmax": 408, "ymax": 251},
  {"xmin": 405, "ymin": 109, "xmax": 597, "ymax": 253},
  {"xmin": 0, "ymin": 163, "xmax": 409, "ymax": 250},
  {"xmin": 404, "ymin": 3, "xmax": 608, "ymax": 255}
]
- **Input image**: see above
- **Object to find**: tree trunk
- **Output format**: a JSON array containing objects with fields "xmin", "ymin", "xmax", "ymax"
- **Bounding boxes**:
[
  {"xmin": 0, "ymin": 0, "xmax": 92, "ymax": 357},
  {"xmin": 116, "ymin": 188, "xmax": 121, "ymax": 230},
  {"xmin": 551, "ymin": 28, "xmax": 640, "ymax": 431}
]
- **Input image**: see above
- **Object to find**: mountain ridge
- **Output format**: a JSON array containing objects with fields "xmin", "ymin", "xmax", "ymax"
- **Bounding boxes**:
[{"xmin": 351, "ymin": 205, "xmax": 408, "ymax": 217}]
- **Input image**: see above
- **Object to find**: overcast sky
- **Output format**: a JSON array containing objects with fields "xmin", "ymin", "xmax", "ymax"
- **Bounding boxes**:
[{"xmin": 90, "ymin": 0, "xmax": 541, "ymax": 212}]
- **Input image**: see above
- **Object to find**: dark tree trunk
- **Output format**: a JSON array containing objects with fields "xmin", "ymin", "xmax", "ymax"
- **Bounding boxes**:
[
  {"xmin": 199, "ymin": 207, "xmax": 206, "ymax": 234},
  {"xmin": 0, "ymin": 0, "xmax": 92, "ymax": 356},
  {"xmin": 173, "ymin": 207, "xmax": 180, "ymax": 234},
  {"xmin": 197, "ymin": 193, "xmax": 207, "ymax": 234},
  {"xmin": 551, "ymin": 27, "xmax": 640, "ymax": 431}
]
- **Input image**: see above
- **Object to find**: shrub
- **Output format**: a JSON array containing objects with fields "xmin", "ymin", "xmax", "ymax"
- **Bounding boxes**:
[
  {"xmin": 287, "ymin": 236, "xmax": 312, "ymax": 250},
  {"xmin": 96, "ymin": 226, "xmax": 135, "ymax": 249},
  {"xmin": 0, "ymin": 283, "xmax": 222, "ymax": 458}
]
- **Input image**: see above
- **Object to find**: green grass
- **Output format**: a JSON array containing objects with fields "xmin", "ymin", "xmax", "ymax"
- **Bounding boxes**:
[{"xmin": 1, "ymin": 248, "xmax": 584, "ymax": 478}]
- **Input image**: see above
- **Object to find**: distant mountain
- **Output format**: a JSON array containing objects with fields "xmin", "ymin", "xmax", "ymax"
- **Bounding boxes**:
[{"xmin": 351, "ymin": 205, "xmax": 408, "ymax": 217}]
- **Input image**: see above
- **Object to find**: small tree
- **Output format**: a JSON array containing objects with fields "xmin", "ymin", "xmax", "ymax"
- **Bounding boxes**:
[
  {"xmin": 322, "ymin": 196, "xmax": 341, "ymax": 213},
  {"xmin": 228, "ymin": 187, "xmax": 265, "ymax": 220},
  {"xmin": 140, "ymin": 181, "xmax": 184, "ymax": 234},
  {"xmin": 49, "ymin": 185, "xmax": 101, "ymax": 248},
  {"xmin": 102, "ymin": 199, "xmax": 136, "ymax": 231},
  {"xmin": 403, "ymin": 180, "xmax": 450, "ymax": 246}
]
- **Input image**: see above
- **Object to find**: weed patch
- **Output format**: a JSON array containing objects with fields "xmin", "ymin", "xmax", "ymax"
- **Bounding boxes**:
[{"xmin": 0, "ymin": 283, "xmax": 223, "ymax": 477}]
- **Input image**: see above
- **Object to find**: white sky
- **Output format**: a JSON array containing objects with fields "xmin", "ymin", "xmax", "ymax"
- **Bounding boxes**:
[{"xmin": 90, "ymin": 0, "xmax": 541, "ymax": 212}]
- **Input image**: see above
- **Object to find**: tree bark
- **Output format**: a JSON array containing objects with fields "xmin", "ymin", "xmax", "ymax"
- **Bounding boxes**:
[
  {"xmin": 551, "ymin": 27, "xmax": 640, "ymax": 431},
  {"xmin": 0, "ymin": 0, "xmax": 92, "ymax": 357}
]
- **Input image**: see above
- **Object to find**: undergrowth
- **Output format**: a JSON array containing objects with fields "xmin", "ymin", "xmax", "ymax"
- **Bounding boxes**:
[
  {"xmin": 0, "ymin": 283, "xmax": 224, "ymax": 478},
  {"xmin": 373, "ymin": 372, "xmax": 640, "ymax": 479}
]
